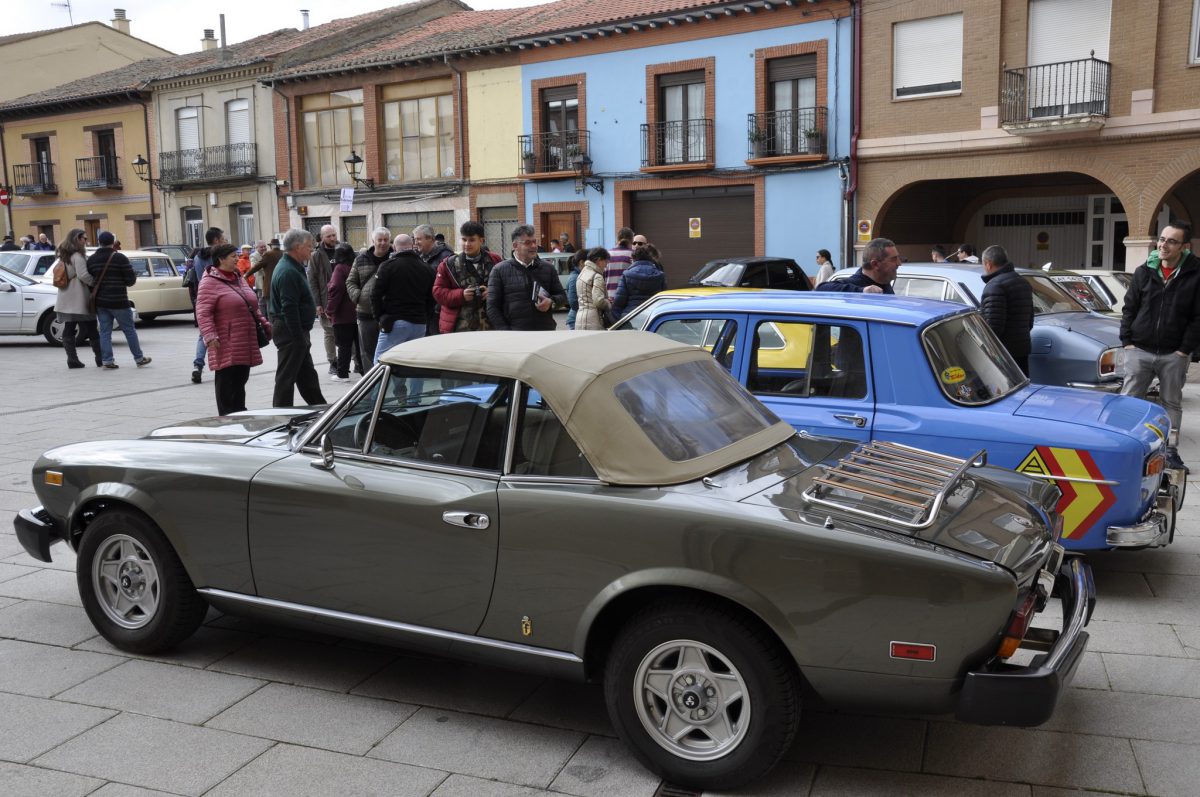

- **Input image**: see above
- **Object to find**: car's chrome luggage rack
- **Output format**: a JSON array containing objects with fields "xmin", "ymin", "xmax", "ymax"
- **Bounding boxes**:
[{"xmin": 804, "ymin": 441, "xmax": 983, "ymax": 530}]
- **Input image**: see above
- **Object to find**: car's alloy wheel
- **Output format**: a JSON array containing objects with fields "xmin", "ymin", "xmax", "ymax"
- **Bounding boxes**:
[
  {"xmin": 44, "ymin": 313, "xmax": 65, "ymax": 346},
  {"xmin": 77, "ymin": 509, "xmax": 207, "ymax": 653},
  {"xmin": 604, "ymin": 601, "xmax": 799, "ymax": 791}
]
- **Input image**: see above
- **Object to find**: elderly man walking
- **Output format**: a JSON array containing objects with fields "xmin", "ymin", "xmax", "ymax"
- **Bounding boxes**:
[
  {"xmin": 1121, "ymin": 220, "xmax": 1200, "ymax": 471},
  {"xmin": 308, "ymin": 224, "xmax": 339, "ymax": 376},
  {"xmin": 270, "ymin": 229, "xmax": 327, "ymax": 408},
  {"xmin": 979, "ymin": 244, "xmax": 1033, "ymax": 375}
]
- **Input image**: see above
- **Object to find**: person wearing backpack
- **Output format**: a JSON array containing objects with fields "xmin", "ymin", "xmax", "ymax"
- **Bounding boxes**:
[{"xmin": 53, "ymin": 228, "xmax": 101, "ymax": 369}]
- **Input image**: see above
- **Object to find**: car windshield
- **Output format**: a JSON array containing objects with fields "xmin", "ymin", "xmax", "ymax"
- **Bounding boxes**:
[
  {"xmin": 692, "ymin": 261, "xmax": 741, "ymax": 286},
  {"xmin": 614, "ymin": 358, "xmax": 782, "ymax": 461},
  {"xmin": 1023, "ymin": 275, "xmax": 1087, "ymax": 314},
  {"xmin": 0, "ymin": 264, "xmax": 35, "ymax": 285},
  {"xmin": 611, "ymin": 295, "xmax": 683, "ymax": 330},
  {"xmin": 1049, "ymin": 275, "xmax": 1111, "ymax": 311},
  {"xmin": 0, "ymin": 252, "xmax": 29, "ymax": 270},
  {"xmin": 921, "ymin": 313, "xmax": 1026, "ymax": 406}
]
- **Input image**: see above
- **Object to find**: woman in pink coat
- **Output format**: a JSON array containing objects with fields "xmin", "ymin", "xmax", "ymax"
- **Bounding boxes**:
[{"xmin": 196, "ymin": 243, "xmax": 271, "ymax": 415}]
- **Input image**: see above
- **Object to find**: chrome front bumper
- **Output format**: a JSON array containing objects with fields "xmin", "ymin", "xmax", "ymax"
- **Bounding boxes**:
[{"xmin": 1106, "ymin": 485, "xmax": 1176, "ymax": 548}]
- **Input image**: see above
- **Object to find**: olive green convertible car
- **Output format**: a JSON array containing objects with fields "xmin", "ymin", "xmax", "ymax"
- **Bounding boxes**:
[{"xmin": 15, "ymin": 331, "xmax": 1094, "ymax": 790}]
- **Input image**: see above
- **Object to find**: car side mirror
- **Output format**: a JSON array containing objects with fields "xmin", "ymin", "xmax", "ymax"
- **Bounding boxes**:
[
  {"xmin": 0, "ymin": 282, "xmax": 14, "ymax": 292},
  {"xmin": 310, "ymin": 434, "xmax": 335, "ymax": 470}
]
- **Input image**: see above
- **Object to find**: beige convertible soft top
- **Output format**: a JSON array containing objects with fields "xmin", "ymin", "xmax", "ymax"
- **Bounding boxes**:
[{"xmin": 380, "ymin": 330, "xmax": 795, "ymax": 485}]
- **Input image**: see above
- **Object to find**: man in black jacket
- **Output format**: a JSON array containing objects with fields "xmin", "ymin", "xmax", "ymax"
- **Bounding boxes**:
[
  {"xmin": 980, "ymin": 245, "xmax": 1034, "ymax": 375},
  {"xmin": 815, "ymin": 238, "xmax": 899, "ymax": 294},
  {"xmin": 1121, "ymin": 220, "xmax": 1200, "ymax": 470},
  {"xmin": 486, "ymin": 225, "xmax": 567, "ymax": 330},
  {"xmin": 371, "ymin": 246, "xmax": 435, "ymax": 364},
  {"xmin": 88, "ymin": 231, "xmax": 151, "ymax": 369}
]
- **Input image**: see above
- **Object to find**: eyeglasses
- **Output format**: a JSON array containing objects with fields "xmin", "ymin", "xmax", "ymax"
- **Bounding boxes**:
[{"xmin": 1158, "ymin": 237, "xmax": 1184, "ymax": 246}]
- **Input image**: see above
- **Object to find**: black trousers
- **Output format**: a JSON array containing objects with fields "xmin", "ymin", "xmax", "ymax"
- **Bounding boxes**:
[
  {"xmin": 271, "ymin": 320, "xmax": 326, "ymax": 408},
  {"xmin": 334, "ymin": 322, "xmax": 363, "ymax": 378},
  {"xmin": 63, "ymin": 320, "xmax": 101, "ymax": 365},
  {"xmin": 214, "ymin": 365, "xmax": 251, "ymax": 415}
]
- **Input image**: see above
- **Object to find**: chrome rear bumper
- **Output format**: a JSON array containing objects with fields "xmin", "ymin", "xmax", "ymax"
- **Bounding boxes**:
[{"xmin": 1106, "ymin": 486, "xmax": 1175, "ymax": 548}]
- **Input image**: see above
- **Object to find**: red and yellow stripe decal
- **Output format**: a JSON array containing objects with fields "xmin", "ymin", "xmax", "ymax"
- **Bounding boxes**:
[{"xmin": 1016, "ymin": 447, "xmax": 1117, "ymax": 539}]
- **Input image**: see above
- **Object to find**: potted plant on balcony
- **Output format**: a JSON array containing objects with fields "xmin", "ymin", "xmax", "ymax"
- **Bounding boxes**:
[
  {"xmin": 747, "ymin": 127, "xmax": 769, "ymax": 157},
  {"xmin": 803, "ymin": 126, "xmax": 824, "ymax": 153},
  {"xmin": 522, "ymin": 150, "xmax": 538, "ymax": 173},
  {"xmin": 564, "ymin": 143, "xmax": 585, "ymax": 171}
]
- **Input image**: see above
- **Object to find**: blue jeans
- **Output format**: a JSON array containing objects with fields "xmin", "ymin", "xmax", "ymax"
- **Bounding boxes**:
[
  {"xmin": 193, "ymin": 334, "xmax": 207, "ymax": 370},
  {"xmin": 96, "ymin": 307, "xmax": 145, "ymax": 364},
  {"xmin": 374, "ymin": 320, "xmax": 424, "ymax": 365}
]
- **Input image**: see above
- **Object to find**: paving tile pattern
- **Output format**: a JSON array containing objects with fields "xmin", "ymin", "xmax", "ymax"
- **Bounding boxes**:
[{"xmin": 1, "ymin": 320, "xmax": 1199, "ymax": 795}]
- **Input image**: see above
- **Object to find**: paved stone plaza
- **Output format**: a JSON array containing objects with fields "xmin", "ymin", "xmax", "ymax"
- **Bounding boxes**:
[{"xmin": 1, "ymin": 319, "xmax": 1199, "ymax": 797}]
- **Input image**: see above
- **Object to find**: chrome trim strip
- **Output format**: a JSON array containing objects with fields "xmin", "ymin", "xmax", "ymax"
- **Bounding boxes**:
[
  {"xmin": 298, "ymin": 448, "xmax": 502, "ymax": 481},
  {"xmin": 197, "ymin": 589, "xmax": 583, "ymax": 664},
  {"xmin": 1020, "ymin": 473, "xmax": 1120, "ymax": 486},
  {"xmin": 501, "ymin": 475, "xmax": 604, "ymax": 486}
]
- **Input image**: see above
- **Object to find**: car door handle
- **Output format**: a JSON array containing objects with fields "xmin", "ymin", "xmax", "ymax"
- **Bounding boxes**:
[
  {"xmin": 442, "ymin": 511, "xmax": 490, "ymax": 530},
  {"xmin": 834, "ymin": 414, "xmax": 867, "ymax": 428}
]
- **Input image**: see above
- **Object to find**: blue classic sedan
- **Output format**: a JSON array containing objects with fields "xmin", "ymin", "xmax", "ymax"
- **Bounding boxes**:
[{"xmin": 631, "ymin": 292, "xmax": 1180, "ymax": 551}]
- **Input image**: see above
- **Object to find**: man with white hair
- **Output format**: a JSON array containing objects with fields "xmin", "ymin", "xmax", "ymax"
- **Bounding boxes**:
[
  {"xmin": 393, "ymin": 233, "xmax": 413, "ymax": 253},
  {"xmin": 307, "ymin": 224, "xmax": 339, "ymax": 375},
  {"xmin": 347, "ymin": 227, "xmax": 392, "ymax": 365},
  {"xmin": 270, "ymin": 229, "xmax": 326, "ymax": 407}
]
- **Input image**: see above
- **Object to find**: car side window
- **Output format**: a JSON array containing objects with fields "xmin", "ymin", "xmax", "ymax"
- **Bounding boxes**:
[
  {"xmin": 749, "ymin": 320, "xmax": 867, "ymax": 399},
  {"xmin": 895, "ymin": 277, "xmax": 945, "ymax": 301},
  {"xmin": 127, "ymin": 258, "xmax": 151, "ymax": 277},
  {"xmin": 152, "ymin": 258, "xmax": 177, "ymax": 277},
  {"xmin": 34, "ymin": 255, "xmax": 55, "ymax": 275},
  {"xmin": 741, "ymin": 264, "xmax": 769, "ymax": 288},
  {"xmin": 512, "ymin": 388, "xmax": 595, "ymax": 478},
  {"xmin": 654, "ymin": 318, "xmax": 739, "ymax": 370}
]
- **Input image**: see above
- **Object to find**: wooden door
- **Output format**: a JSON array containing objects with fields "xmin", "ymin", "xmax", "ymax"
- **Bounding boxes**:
[
  {"xmin": 84, "ymin": 219, "xmax": 101, "ymax": 245},
  {"xmin": 540, "ymin": 212, "xmax": 579, "ymax": 253}
]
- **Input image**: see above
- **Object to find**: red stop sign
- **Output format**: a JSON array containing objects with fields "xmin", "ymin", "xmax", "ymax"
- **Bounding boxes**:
[{"xmin": 0, "ymin": 188, "xmax": 9, "ymax": 205}]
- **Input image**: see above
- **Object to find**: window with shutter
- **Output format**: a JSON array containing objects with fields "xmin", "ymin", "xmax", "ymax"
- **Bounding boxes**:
[
  {"xmin": 177, "ymin": 107, "xmax": 199, "ymax": 150},
  {"xmin": 893, "ymin": 14, "xmax": 963, "ymax": 99},
  {"xmin": 1028, "ymin": 0, "xmax": 1110, "ymax": 65},
  {"xmin": 226, "ymin": 99, "xmax": 250, "ymax": 145}
]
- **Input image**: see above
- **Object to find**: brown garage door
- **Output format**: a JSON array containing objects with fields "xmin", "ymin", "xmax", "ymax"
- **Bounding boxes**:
[{"xmin": 629, "ymin": 186, "xmax": 754, "ymax": 287}]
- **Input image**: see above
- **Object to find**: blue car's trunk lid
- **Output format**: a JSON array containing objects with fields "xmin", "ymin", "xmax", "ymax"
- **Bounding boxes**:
[{"xmin": 1015, "ymin": 386, "xmax": 1169, "ymax": 440}]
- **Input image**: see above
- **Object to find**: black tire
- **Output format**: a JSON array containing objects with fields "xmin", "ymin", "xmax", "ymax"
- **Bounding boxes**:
[
  {"xmin": 603, "ymin": 600, "xmax": 800, "ymax": 791},
  {"xmin": 41, "ymin": 311, "xmax": 64, "ymax": 347},
  {"xmin": 76, "ymin": 509, "xmax": 207, "ymax": 653}
]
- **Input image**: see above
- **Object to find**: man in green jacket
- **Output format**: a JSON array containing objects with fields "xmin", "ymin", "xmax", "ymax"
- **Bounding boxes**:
[{"xmin": 269, "ymin": 229, "xmax": 326, "ymax": 408}]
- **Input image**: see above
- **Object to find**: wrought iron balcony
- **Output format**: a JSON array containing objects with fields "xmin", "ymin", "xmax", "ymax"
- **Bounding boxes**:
[
  {"xmin": 76, "ymin": 156, "xmax": 122, "ymax": 190},
  {"xmin": 641, "ymin": 119, "xmax": 713, "ymax": 169},
  {"xmin": 1001, "ymin": 57, "xmax": 1111, "ymax": 132},
  {"xmin": 747, "ymin": 106, "xmax": 828, "ymax": 159},
  {"xmin": 158, "ymin": 142, "xmax": 257, "ymax": 186},
  {"xmin": 13, "ymin": 163, "xmax": 57, "ymax": 195},
  {"xmin": 519, "ymin": 130, "xmax": 590, "ymax": 175}
]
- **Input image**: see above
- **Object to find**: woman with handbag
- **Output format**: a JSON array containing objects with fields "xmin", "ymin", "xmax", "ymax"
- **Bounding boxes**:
[
  {"xmin": 53, "ymin": 228, "xmax": 101, "ymax": 369},
  {"xmin": 195, "ymin": 243, "xmax": 271, "ymax": 415},
  {"xmin": 574, "ymin": 247, "xmax": 613, "ymax": 330}
]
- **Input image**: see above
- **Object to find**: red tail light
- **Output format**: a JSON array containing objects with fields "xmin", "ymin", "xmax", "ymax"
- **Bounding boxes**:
[{"xmin": 997, "ymin": 591, "xmax": 1038, "ymax": 659}]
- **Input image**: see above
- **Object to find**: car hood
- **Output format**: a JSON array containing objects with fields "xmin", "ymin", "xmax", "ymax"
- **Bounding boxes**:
[
  {"xmin": 741, "ymin": 439, "xmax": 1060, "ymax": 578},
  {"xmin": 1035, "ymin": 311, "xmax": 1121, "ymax": 345},
  {"xmin": 143, "ymin": 408, "xmax": 322, "ymax": 443},
  {"xmin": 1014, "ymin": 386, "xmax": 1169, "ymax": 441}
]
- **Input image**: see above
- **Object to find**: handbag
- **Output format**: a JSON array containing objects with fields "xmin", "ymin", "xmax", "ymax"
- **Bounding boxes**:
[
  {"xmin": 87, "ymin": 252, "xmax": 117, "ymax": 315},
  {"xmin": 219, "ymin": 275, "xmax": 270, "ymax": 348}
]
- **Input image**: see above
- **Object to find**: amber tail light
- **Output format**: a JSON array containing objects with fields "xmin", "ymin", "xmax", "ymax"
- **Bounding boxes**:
[
  {"xmin": 1145, "ymin": 453, "xmax": 1165, "ymax": 477},
  {"xmin": 996, "ymin": 591, "xmax": 1038, "ymax": 659}
]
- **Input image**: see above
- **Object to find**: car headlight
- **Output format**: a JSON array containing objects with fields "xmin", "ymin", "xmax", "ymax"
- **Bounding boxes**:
[{"xmin": 1099, "ymin": 347, "xmax": 1123, "ymax": 378}]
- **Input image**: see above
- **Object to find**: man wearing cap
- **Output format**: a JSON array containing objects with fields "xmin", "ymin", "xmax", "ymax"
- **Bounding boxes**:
[
  {"xmin": 87, "ymin": 231, "xmax": 151, "ymax": 369},
  {"xmin": 0, "ymin": 234, "xmax": 16, "ymax": 251}
]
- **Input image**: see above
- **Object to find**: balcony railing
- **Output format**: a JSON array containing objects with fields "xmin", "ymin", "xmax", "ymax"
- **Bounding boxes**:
[
  {"xmin": 1001, "ymin": 57, "xmax": 1111, "ymax": 126},
  {"xmin": 641, "ymin": 119, "xmax": 713, "ymax": 169},
  {"xmin": 76, "ymin": 156, "xmax": 122, "ymax": 190},
  {"xmin": 13, "ymin": 163, "xmax": 57, "ymax": 195},
  {"xmin": 747, "ymin": 106, "xmax": 828, "ymax": 159},
  {"xmin": 519, "ymin": 130, "xmax": 591, "ymax": 176},
  {"xmin": 159, "ymin": 142, "xmax": 257, "ymax": 186}
]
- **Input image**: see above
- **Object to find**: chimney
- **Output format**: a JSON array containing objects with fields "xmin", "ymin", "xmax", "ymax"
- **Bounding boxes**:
[
  {"xmin": 111, "ymin": 8, "xmax": 130, "ymax": 35},
  {"xmin": 301, "ymin": 9, "xmax": 310, "ymax": 30},
  {"xmin": 201, "ymin": 29, "xmax": 217, "ymax": 51}
]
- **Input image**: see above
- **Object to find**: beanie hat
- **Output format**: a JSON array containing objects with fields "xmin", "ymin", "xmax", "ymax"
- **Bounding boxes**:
[{"xmin": 98, "ymin": 231, "xmax": 115, "ymax": 246}]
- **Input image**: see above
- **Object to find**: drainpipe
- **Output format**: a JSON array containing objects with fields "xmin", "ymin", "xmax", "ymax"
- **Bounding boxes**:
[
  {"xmin": 271, "ymin": 83, "xmax": 295, "ymax": 231},
  {"xmin": 139, "ymin": 98, "xmax": 160, "ymax": 245},
  {"xmin": 0, "ymin": 124, "xmax": 12, "ymax": 237},
  {"xmin": 444, "ymin": 53, "xmax": 465, "ymax": 185},
  {"xmin": 843, "ymin": 0, "xmax": 861, "ymax": 269}
]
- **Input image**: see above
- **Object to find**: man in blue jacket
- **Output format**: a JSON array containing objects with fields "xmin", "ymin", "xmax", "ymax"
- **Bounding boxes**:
[
  {"xmin": 815, "ymin": 238, "xmax": 899, "ymax": 294},
  {"xmin": 269, "ymin": 229, "xmax": 327, "ymax": 408}
]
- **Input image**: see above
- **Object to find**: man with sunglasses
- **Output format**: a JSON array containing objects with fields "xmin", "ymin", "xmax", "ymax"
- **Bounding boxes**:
[{"xmin": 1120, "ymin": 220, "xmax": 1200, "ymax": 471}]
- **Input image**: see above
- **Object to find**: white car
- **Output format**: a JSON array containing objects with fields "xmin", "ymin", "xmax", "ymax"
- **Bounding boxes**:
[{"xmin": 0, "ymin": 265, "xmax": 60, "ymax": 344}]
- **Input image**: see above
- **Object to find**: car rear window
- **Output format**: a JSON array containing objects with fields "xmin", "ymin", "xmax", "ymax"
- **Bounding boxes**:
[
  {"xmin": 922, "ymin": 313, "xmax": 1026, "ymax": 406},
  {"xmin": 1024, "ymin": 275, "xmax": 1087, "ymax": 314},
  {"xmin": 614, "ymin": 358, "xmax": 781, "ymax": 461}
]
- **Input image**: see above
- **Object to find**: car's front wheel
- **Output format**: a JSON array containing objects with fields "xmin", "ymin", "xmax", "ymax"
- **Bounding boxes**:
[
  {"xmin": 603, "ymin": 601, "xmax": 800, "ymax": 790},
  {"xmin": 41, "ymin": 311, "xmax": 64, "ymax": 346},
  {"xmin": 77, "ymin": 509, "xmax": 207, "ymax": 653}
]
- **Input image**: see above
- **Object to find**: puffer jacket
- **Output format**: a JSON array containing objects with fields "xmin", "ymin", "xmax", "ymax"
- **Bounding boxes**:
[
  {"xmin": 574, "ymin": 260, "xmax": 611, "ymax": 331},
  {"xmin": 980, "ymin": 264, "xmax": 1034, "ymax": 359},
  {"xmin": 432, "ymin": 250, "xmax": 502, "ymax": 333},
  {"xmin": 346, "ymin": 248, "xmax": 389, "ymax": 319},
  {"xmin": 86, "ymin": 247, "xmax": 135, "ymax": 309},
  {"xmin": 54, "ymin": 251, "xmax": 95, "ymax": 317},
  {"xmin": 485, "ymin": 257, "xmax": 567, "ymax": 331},
  {"xmin": 1120, "ymin": 252, "xmax": 1200, "ymax": 355},
  {"xmin": 326, "ymin": 261, "xmax": 357, "ymax": 325},
  {"xmin": 196, "ymin": 266, "xmax": 268, "ymax": 371},
  {"xmin": 613, "ymin": 259, "xmax": 666, "ymax": 319}
]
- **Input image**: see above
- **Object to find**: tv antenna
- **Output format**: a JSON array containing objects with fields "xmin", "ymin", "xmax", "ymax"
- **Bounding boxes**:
[{"xmin": 51, "ymin": 1, "xmax": 74, "ymax": 25}]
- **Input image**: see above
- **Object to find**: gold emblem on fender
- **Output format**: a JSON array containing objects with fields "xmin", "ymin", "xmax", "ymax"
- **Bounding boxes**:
[{"xmin": 520, "ymin": 615, "xmax": 532, "ymax": 637}]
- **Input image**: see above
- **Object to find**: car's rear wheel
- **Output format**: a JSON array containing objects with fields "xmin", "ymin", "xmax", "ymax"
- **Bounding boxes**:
[
  {"xmin": 41, "ymin": 311, "xmax": 64, "ymax": 346},
  {"xmin": 77, "ymin": 509, "xmax": 206, "ymax": 653},
  {"xmin": 603, "ymin": 601, "xmax": 800, "ymax": 791}
]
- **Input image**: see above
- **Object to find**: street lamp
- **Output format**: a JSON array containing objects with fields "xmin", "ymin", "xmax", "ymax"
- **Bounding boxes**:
[
  {"xmin": 130, "ymin": 154, "xmax": 162, "ymax": 189},
  {"xmin": 572, "ymin": 153, "xmax": 603, "ymax": 194},
  {"xmin": 343, "ymin": 150, "xmax": 375, "ymax": 191}
]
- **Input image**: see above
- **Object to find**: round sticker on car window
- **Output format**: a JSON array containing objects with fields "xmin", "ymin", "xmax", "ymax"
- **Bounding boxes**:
[{"xmin": 941, "ymin": 366, "xmax": 966, "ymax": 384}]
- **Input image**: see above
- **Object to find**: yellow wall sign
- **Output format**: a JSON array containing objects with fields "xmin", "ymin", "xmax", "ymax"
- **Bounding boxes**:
[
  {"xmin": 940, "ymin": 366, "xmax": 966, "ymax": 383},
  {"xmin": 857, "ymin": 219, "xmax": 872, "ymax": 242},
  {"xmin": 688, "ymin": 218, "xmax": 702, "ymax": 238}
]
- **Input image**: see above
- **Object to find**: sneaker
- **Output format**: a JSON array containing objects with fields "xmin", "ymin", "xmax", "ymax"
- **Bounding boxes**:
[
  {"xmin": 191, "ymin": 368, "xmax": 202, "ymax": 384},
  {"xmin": 1165, "ymin": 448, "xmax": 1189, "ymax": 473},
  {"xmin": 328, "ymin": 364, "xmax": 337, "ymax": 376},
  {"xmin": 102, "ymin": 362, "xmax": 119, "ymax": 370},
  {"xmin": 67, "ymin": 361, "xmax": 86, "ymax": 369},
  {"xmin": 330, "ymin": 375, "xmax": 351, "ymax": 383},
  {"xmin": 135, "ymin": 357, "xmax": 152, "ymax": 368}
]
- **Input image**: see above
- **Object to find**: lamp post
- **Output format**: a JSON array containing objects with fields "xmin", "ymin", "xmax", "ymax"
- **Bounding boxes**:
[
  {"xmin": 130, "ymin": 154, "xmax": 162, "ymax": 189},
  {"xmin": 343, "ymin": 150, "xmax": 375, "ymax": 191},
  {"xmin": 572, "ymin": 153, "xmax": 603, "ymax": 194}
]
